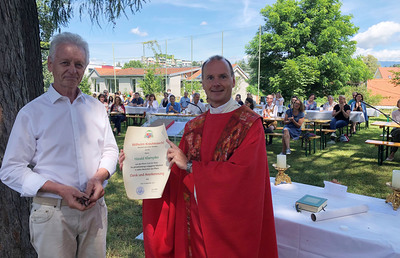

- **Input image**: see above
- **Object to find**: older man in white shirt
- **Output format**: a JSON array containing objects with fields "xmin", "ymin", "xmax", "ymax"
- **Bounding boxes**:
[
  {"xmin": 0, "ymin": 32, "xmax": 118, "ymax": 257},
  {"xmin": 186, "ymin": 92, "xmax": 206, "ymax": 115}
]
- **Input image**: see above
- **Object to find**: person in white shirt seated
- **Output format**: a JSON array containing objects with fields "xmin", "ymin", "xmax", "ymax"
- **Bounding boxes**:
[
  {"xmin": 263, "ymin": 94, "xmax": 278, "ymax": 145},
  {"xmin": 186, "ymin": 92, "xmax": 206, "ymax": 115},
  {"xmin": 322, "ymin": 95, "xmax": 337, "ymax": 111},
  {"xmin": 146, "ymin": 93, "xmax": 159, "ymax": 113}
]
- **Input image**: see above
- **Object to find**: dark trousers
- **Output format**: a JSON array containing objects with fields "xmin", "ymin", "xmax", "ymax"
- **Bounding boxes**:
[
  {"xmin": 111, "ymin": 114, "xmax": 126, "ymax": 134},
  {"xmin": 391, "ymin": 128, "xmax": 400, "ymax": 153}
]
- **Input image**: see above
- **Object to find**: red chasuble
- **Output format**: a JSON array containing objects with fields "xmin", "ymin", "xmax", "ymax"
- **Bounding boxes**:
[{"xmin": 143, "ymin": 106, "xmax": 278, "ymax": 258}]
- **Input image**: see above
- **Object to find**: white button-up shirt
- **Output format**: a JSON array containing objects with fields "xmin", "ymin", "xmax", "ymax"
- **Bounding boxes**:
[{"xmin": 0, "ymin": 85, "xmax": 118, "ymax": 198}]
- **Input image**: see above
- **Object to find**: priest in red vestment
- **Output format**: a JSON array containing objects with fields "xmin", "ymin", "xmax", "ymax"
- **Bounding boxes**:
[{"xmin": 121, "ymin": 55, "xmax": 278, "ymax": 257}]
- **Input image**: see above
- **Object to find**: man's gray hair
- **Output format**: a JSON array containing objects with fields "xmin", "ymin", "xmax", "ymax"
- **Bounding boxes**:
[
  {"xmin": 201, "ymin": 55, "xmax": 234, "ymax": 79},
  {"xmin": 49, "ymin": 32, "xmax": 90, "ymax": 65},
  {"xmin": 193, "ymin": 92, "xmax": 200, "ymax": 97}
]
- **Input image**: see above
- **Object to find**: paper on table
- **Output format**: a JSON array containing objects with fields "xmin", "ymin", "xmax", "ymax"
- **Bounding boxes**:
[
  {"xmin": 122, "ymin": 125, "xmax": 170, "ymax": 199},
  {"xmin": 324, "ymin": 181, "xmax": 348, "ymax": 197},
  {"xmin": 311, "ymin": 204, "xmax": 369, "ymax": 222}
]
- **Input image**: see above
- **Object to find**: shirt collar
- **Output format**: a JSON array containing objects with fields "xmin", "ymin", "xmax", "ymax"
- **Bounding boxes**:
[
  {"xmin": 47, "ymin": 84, "xmax": 85, "ymax": 104},
  {"xmin": 209, "ymin": 98, "xmax": 240, "ymax": 114}
]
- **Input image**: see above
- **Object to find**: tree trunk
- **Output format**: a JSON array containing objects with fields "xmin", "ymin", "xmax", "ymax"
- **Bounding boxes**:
[{"xmin": 0, "ymin": 0, "xmax": 43, "ymax": 257}]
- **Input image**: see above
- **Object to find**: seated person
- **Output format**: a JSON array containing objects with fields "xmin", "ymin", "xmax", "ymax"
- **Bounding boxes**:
[
  {"xmin": 235, "ymin": 94, "xmax": 244, "ymax": 105},
  {"xmin": 186, "ymin": 93, "xmax": 206, "ymax": 115},
  {"xmin": 303, "ymin": 93, "xmax": 317, "ymax": 110},
  {"xmin": 350, "ymin": 93, "xmax": 368, "ymax": 134},
  {"xmin": 146, "ymin": 94, "xmax": 159, "ymax": 112},
  {"xmin": 387, "ymin": 99, "xmax": 400, "ymax": 161},
  {"xmin": 329, "ymin": 95, "xmax": 351, "ymax": 142},
  {"xmin": 348, "ymin": 91, "xmax": 357, "ymax": 105},
  {"xmin": 160, "ymin": 92, "xmax": 169, "ymax": 108},
  {"xmin": 110, "ymin": 96, "xmax": 126, "ymax": 136},
  {"xmin": 263, "ymin": 94, "xmax": 278, "ymax": 145},
  {"xmin": 245, "ymin": 97, "xmax": 255, "ymax": 110},
  {"xmin": 179, "ymin": 91, "xmax": 190, "ymax": 111},
  {"xmin": 281, "ymin": 100, "xmax": 305, "ymax": 155},
  {"xmin": 322, "ymin": 95, "xmax": 337, "ymax": 111},
  {"xmin": 287, "ymin": 95, "xmax": 299, "ymax": 109},
  {"xmin": 166, "ymin": 95, "xmax": 181, "ymax": 114},
  {"xmin": 129, "ymin": 92, "xmax": 144, "ymax": 106}
]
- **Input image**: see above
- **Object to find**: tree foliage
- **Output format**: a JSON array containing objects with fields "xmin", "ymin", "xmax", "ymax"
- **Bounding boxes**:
[
  {"xmin": 246, "ymin": 0, "xmax": 370, "ymax": 100},
  {"xmin": 362, "ymin": 54, "xmax": 380, "ymax": 76},
  {"xmin": 79, "ymin": 75, "xmax": 92, "ymax": 94},
  {"xmin": 123, "ymin": 60, "xmax": 144, "ymax": 68},
  {"xmin": 138, "ymin": 66, "xmax": 164, "ymax": 95},
  {"xmin": 390, "ymin": 71, "xmax": 400, "ymax": 87}
]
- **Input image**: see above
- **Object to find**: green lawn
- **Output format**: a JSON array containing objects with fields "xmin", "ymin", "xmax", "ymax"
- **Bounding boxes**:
[{"xmin": 105, "ymin": 116, "xmax": 399, "ymax": 257}]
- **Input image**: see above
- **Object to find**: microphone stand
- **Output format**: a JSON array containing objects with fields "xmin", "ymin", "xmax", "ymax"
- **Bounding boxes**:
[
  {"xmin": 186, "ymin": 101, "xmax": 203, "ymax": 114},
  {"xmin": 362, "ymin": 101, "xmax": 400, "ymax": 125}
]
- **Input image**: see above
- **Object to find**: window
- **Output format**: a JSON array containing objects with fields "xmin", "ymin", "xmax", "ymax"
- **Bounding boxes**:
[
  {"xmin": 131, "ymin": 79, "xmax": 136, "ymax": 92},
  {"xmin": 106, "ymin": 79, "xmax": 119, "ymax": 93}
]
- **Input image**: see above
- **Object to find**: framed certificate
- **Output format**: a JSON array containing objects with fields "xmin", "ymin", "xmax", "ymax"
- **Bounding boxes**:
[{"xmin": 122, "ymin": 125, "xmax": 170, "ymax": 199}]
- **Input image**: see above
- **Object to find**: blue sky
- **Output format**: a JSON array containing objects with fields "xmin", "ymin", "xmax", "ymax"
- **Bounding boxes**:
[{"xmin": 61, "ymin": 0, "xmax": 400, "ymax": 65}]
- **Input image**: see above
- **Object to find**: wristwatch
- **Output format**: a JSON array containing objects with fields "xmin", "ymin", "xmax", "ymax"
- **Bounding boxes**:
[{"xmin": 186, "ymin": 160, "xmax": 193, "ymax": 173}]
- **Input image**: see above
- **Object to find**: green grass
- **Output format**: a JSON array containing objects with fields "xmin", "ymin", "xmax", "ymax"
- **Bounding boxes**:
[{"xmin": 105, "ymin": 116, "xmax": 399, "ymax": 257}]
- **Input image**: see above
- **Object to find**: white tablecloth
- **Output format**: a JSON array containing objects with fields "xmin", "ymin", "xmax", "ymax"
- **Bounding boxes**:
[
  {"xmin": 271, "ymin": 178, "xmax": 400, "ymax": 258},
  {"xmin": 305, "ymin": 110, "xmax": 365, "ymax": 123},
  {"xmin": 367, "ymin": 108, "xmax": 380, "ymax": 117},
  {"xmin": 125, "ymin": 106, "xmax": 166, "ymax": 114}
]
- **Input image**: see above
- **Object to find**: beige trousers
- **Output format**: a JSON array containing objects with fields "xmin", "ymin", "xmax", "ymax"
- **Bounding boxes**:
[{"xmin": 29, "ymin": 197, "xmax": 107, "ymax": 258}]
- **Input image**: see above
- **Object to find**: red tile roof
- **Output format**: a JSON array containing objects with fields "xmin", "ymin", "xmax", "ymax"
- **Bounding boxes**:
[
  {"xmin": 375, "ymin": 67, "xmax": 400, "ymax": 79},
  {"xmin": 368, "ymin": 68, "xmax": 400, "ymax": 106},
  {"xmin": 94, "ymin": 67, "xmax": 200, "ymax": 77}
]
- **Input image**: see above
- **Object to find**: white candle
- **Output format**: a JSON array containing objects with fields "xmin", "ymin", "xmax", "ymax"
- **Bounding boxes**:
[
  {"xmin": 277, "ymin": 154, "xmax": 286, "ymax": 168},
  {"xmin": 392, "ymin": 170, "xmax": 400, "ymax": 188}
]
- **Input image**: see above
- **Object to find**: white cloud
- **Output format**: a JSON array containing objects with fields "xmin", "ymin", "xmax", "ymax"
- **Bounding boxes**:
[
  {"xmin": 355, "ymin": 47, "xmax": 400, "ymax": 61},
  {"xmin": 200, "ymin": 21, "xmax": 208, "ymax": 26},
  {"xmin": 353, "ymin": 21, "xmax": 400, "ymax": 49},
  {"xmin": 130, "ymin": 27, "xmax": 148, "ymax": 37},
  {"xmin": 241, "ymin": 0, "xmax": 261, "ymax": 26}
]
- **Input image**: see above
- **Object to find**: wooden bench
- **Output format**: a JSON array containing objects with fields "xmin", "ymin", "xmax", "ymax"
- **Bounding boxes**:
[
  {"xmin": 365, "ymin": 140, "xmax": 400, "ymax": 165},
  {"xmin": 299, "ymin": 134, "xmax": 321, "ymax": 156},
  {"xmin": 126, "ymin": 112, "xmax": 146, "ymax": 126}
]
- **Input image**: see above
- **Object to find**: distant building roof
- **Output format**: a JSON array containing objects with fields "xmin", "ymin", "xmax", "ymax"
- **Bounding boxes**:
[{"xmin": 368, "ymin": 67, "xmax": 400, "ymax": 106}]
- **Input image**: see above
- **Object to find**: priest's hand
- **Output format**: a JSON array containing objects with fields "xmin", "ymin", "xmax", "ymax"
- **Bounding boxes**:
[{"xmin": 166, "ymin": 139, "xmax": 188, "ymax": 170}]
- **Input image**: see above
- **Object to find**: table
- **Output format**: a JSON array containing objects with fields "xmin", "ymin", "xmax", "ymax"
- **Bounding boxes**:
[
  {"xmin": 125, "ymin": 106, "xmax": 166, "ymax": 115},
  {"xmin": 371, "ymin": 121, "xmax": 400, "ymax": 157},
  {"xmin": 271, "ymin": 178, "xmax": 400, "ymax": 258},
  {"xmin": 304, "ymin": 119, "xmax": 331, "ymax": 151},
  {"xmin": 367, "ymin": 108, "xmax": 380, "ymax": 118},
  {"xmin": 305, "ymin": 110, "xmax": 365, "ymax": 123}
]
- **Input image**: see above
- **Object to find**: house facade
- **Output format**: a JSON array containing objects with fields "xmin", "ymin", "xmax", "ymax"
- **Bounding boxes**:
[{"xmin": 88, "ymin": 66, "xmax": 201, "ymax": 96}]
